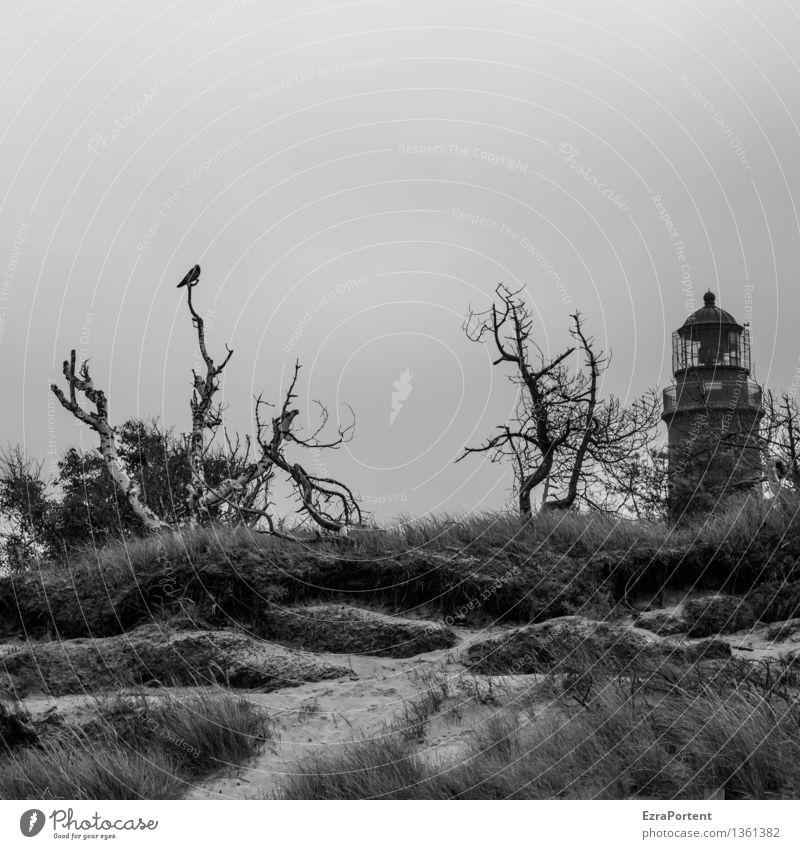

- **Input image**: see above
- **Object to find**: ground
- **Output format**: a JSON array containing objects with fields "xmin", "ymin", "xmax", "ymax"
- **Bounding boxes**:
[{"xmin": 3, "ymin": 594, "xmax": 797, "ymax": 800}]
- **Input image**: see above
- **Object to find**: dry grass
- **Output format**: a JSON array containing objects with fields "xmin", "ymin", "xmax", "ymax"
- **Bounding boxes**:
[
  {"xmin": 0, "ymin": 689, "xmax": 271, "ymax": 800},
  {"xmin": 357, "ymin": 494, "xmax": 800, "ymax": 558},
  {"xmin": 279, "ymin": 660, "xmax": 800, "ymax": 800},
  {"xmin": 394, "ymin": 670, "xmax": 452, "ymax": 742},
  {"xmin": 3, "ymin": 495, "xmax": 800, "ymax": 638},
  {"xmin": 0, "ymin": 515, "xmax": 612, "ymax": 638},
  {"xmin": 45, "ymin": 491, "xmax": 800, "ymax": 567}
]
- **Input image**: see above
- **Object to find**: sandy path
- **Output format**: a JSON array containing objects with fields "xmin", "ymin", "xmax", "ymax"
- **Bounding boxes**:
[
  {"xmin": 184, "ymin": 636, "xmax": 483, "ymax": 799},
  {"xmin": 183, "ymin": 624, "xmax": 558, "ymax": 800}
]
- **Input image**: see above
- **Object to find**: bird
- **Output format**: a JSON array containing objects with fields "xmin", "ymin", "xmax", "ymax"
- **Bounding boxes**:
[{"xmin": 177, "ymin": 264, "xmax": 201, "ymax": 288}]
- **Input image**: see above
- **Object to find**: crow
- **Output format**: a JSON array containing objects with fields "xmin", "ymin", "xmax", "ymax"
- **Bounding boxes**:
[{"xmin": 177, "ymin": 264, "xmax": 201, "ymax": 288}]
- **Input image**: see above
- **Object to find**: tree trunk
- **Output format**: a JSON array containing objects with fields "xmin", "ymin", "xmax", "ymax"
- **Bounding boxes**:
[
  {"xmin": 97, "ymin": 427, "xmax": 166, "ymax": 533},
  {"xmin": 518, "ymin": 455, "xmax": 553, "ymax": 521}
]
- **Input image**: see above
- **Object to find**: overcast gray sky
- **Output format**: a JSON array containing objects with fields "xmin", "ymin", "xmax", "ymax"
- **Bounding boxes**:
[{"xmin": 1, "ymin": 0, "xmax": 799, "ymax": 521}]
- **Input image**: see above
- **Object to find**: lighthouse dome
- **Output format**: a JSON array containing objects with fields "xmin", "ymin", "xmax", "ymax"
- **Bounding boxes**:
[{"xmin": 682, "ymin": 291, "xmax": 741, "ymax": 329}]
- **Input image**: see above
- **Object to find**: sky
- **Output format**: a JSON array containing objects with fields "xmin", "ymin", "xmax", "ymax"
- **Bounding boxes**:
[{"xmin": 1, "ymin": 0, "xmax": 799, "ymax": 522}]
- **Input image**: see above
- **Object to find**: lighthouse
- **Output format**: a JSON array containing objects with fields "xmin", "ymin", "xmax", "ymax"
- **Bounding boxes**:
[{"xmin": 662, "ymin": 291, "xmax": 763, "ymax": 515}]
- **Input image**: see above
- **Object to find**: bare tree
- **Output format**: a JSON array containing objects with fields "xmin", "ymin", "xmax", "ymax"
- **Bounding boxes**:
[
  {"xmin": 172, "ymin": 266, "xmax": 360, "ymax": 537},
  {"xmin": 255, "ymin": 364, "xmax": 360, "ymax": 535},
  {"xmin": 201, "ymin": 362, "xmax": 361, "ymax": 537},
  {"xmin": 459, "ymin": 284, "xmax": 660, "ymax": 520},
  {"xmin": 177, "ymin": 267, "xmax": 234, "ymax": 519},
  {"xmin": 50, "ymin": 352, "xmax": 169, "ymax": 533},
  {"xmin": 49, "ymin": 264, "xmax": 361, "ymax": 542},
  {"xmin": 459, "ymin": 285, "xmax": 575, "ymax": 518}
]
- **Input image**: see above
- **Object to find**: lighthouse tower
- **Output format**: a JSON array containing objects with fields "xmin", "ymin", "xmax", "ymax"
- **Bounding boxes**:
[{"xmin": 662, "ymin": 291, "xmax": 763, "ymax": 515}]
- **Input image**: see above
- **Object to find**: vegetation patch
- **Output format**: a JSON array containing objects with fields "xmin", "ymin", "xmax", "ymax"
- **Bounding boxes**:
[
  {"xmin": 764, "ymin": 618, "xmax": 800, "ymax": 642},
  {"xmin": 257, "ymin": 603, "xmax": 456, "ymax": 657},
  {"xmin": 748, "ymin": 580, "xmax": 800, "ymax": 624},
  {"xmin": 0, "ymin": 699, "xmax": 38, "ymax": 751},
  {"xmin": 633, "ymin": 611, "xmax": 687, "ymax": 636},
  {"xmin": 683, "ymin": 595, "xmax": 756, "ymax": 637},
  {"xmin": 280, "ymin": 661, "xmax": 800, "ymax": 800},
  {"xmin": 393, "ymin": 671, "xmax": 453, "ymax": 742},
  {"xmin": 5, "ymin": 502, "xmax": 800, "ymax": 644},
  {"xmin": 464, "ymin": 617, "xmax": 730, "ymax": 677},
  {"xmin": 0, "ymin": 524, "xmax": 615, "ymax": 640},
  {"xmin": 0, "ymin": 689, "xmax": 270, "ymax": 800},
  {"xmin": 1, "ymin": 625, "xmax": 349, "ymax": 697}
]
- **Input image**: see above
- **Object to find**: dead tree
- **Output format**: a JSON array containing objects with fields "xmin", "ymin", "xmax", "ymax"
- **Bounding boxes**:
[
  {"xmin": 203, "ymin": 362, "xmax": 361, "ymax": 537},
  {"xmin": 50, "ymin": 351, "xmax": 169, "ymax": 533},
  {"xmin": 257, "ymin": 365, "xmax": 360, "ymax": 534},
  {"xmin": 177, "ymin": 267, "xmax": 233, "ymax": 518},
  {"xmin": 50, "ymin": 264, "xmax": 360, "ymax": 540},
  {"xmin": 173, "ymin": 266, "xmax": 360, "ymax": 535},
  {"xmin": 458, "ymin": 285, "xmax": 575, "ymax": 518},
  {"xmin": 458, "ymin": 284, "xmax": 660, "ymax": 520}
]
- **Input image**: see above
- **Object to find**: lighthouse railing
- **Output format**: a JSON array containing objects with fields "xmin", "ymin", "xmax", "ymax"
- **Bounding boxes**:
[{"xmin": 672, "ymin": 327, "xmax": 752, "ymax": 373}]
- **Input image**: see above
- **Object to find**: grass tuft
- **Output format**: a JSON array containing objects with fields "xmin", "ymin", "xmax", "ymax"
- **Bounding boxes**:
[{"xmin": 0, "ymin": 689, "xmax": 271, "ymax": 799}]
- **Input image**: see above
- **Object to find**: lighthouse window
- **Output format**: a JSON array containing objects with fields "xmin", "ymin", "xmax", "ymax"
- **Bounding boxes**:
[
  {"xmin": 728, "ymin": 331, "xmax": 740, "ymax": 366},
  {"xmin": 695, "ymin": 328, "xmax": 722, "ymax": 366}
]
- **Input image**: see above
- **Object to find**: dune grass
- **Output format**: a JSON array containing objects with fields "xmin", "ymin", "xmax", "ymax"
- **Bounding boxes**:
[
  {"xmin": 0, "ymin": 689, "xmax": 271, "ymax": 799},
  {"xmin": 280, "ymin": 658, "xmax": 800, "ymax": 800},
  {"xmin": 0, "ymin": 513, "xmax": 616, "ymax": 638},
  {"xmin": 3, "ymin": 495, "xmax": 800, "ymax": 639},
  {"xmin": 42, "ymin": 490, "xmax": 800, "ymax": 570}
]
